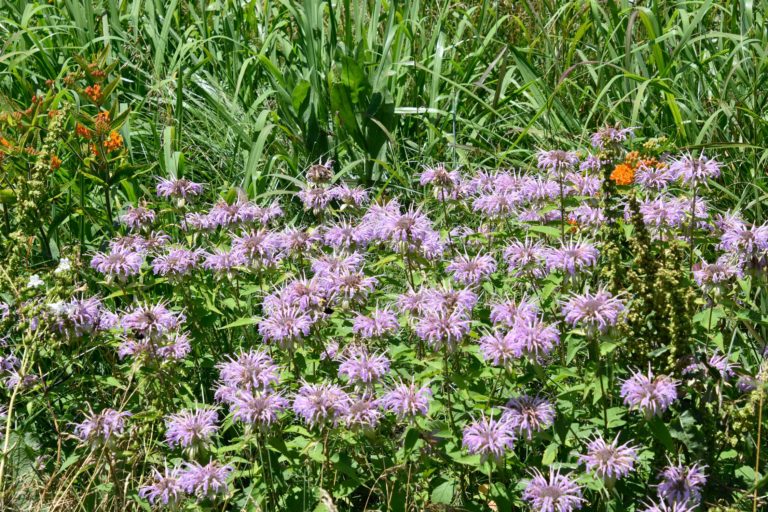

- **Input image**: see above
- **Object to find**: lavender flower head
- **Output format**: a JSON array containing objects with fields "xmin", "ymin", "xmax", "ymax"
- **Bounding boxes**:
[
  {"xmin": 156, "ymin": 177, "xmax": 203, "ymax": 199},
  {"xmin": 203, "ymin": 248, "xmax": 246, "ymax": 274},
  {"xmin": 719, "ymin": 221, "xmax": 768, "ymax": 259},
  {"xmin": 590, "ymin": 125, "xmax": 633, "ymax": 150},
  {"xmin": 298, "ymin": 187, "xmax": 332, "ymax": 212},
  {"xmin": 259, "ymin": 306, "xmax": 314, "ymax": 350},
  {"xmin": 278, "ymin": 227, "xmax": 321, "ymax": 254},
  {"xmin": 122, "ymin": 302, "xmax": 185, "ymax": 339},
  {"xmin": 253, "ymin": 201, "xmax": 283, "ymax": 224},
  {"xmin": 669, "ymin": 153, "xmax": 721, "ymax": 185},
  {"xmin": 184, "ymin": 212, "xmax": 215, "ymax": 231},
  {"xmin": 415, "ymin": 308, "xmax": 471, "ymax": 351},
  {"xmin": 566, "ymin": 172, "xmax": 602, "ymax": 197},
  {"xmin": 504, "ymin": 238, "xmax": 547, "ymax": 278},
  {"xmin": 57, "ymin": 296, "xmax": 117, "ymax": 336},
  {"xmin": 473, "ymin": 191, "xmax": 520, "ymax": 218},
  {"xmin": 165, "ymin": 409, "xmax": 218, "ymax": 448},
  {"xmin": 231, "ymin": 390, "xmax": 289, "ymax": 426},
  {"xmin": 139, "ymin": 465, "xmax": 184, "ymax": 507},
  {"xmin": 479, "ymin": 331, "xmax": 518, "ymax": 367},
  {"xmin": 120, "ymin": 204, "xmax": 156, "ymax": 230},
  {"xmin": 322, "ymin": 270, "xmax": 378, "ymax": 304},
  {"xmin": 579, "ymin": 154, "xmax": 603, "ymax": 172},
  {"xmin": 397, "ymin": 287, "xmax": 432, "ymax": 316},
  {"xmin": 352, "ymin": 308, "xmax": 399, "ymax": 338},
  {"xmin": 293, "ymin": 382, "xmax": 351, "ymax": 427},
  {"xmin": 657, "ymin": 462, "xmax": 707, "ymax": 506},
  {"xmin": 562, "ymin": 289, "xmax": 625, "ymax": 333},
  {"xmin": 74, "ymin": 408, "xmax": 131, "ymax": 446},
  {"xmin": 545, "ymin": 241, "xmax": 599, "ymax": 275},
  {"xmin": 692, "ymin": 255, "xmax": 743, "ymax": 291},
  {"xmin": 91, "ymin": 247, "xmax": 144, "ymax": 280},
  {"xmin": 328, "ymin": 183, "xmax": 369, "ymax": 206},
  {"xmin": 446, "ymin": 253, "xmax": 497, "ymax": 286},
  {"xmin": 579, "ymin": 435, "xmax": 637, "ymax": 482},
  {"xmin": 636, "ymin": 196, "xmax": 689, "ymax": 233},
  {"xmin": 424, "ymin": 286, "xmax": 478, "ymax": 314},
  {"xmin": 567, "ymin": 205, "xmax": 605, "ymax": 227},
  {"xmin": 420, "ymin": 163, "xmax": 462, "ymax": 200},
  {"xmin": 641, "ymin": 501, "xmax": 697, "ymax": 512},
  {"xmin": 215, "ymin": 349, "xmax": 280, "ymax": 403},
  {"xmin": 323, "ymin": 220, "xmax": 374, "ymax": 250},
  {"xmin": 523, "ymin": 469, "xmax": 584, "ymax": 512},
  {"xmin": 490, "ymin": 298, "xmax": 540, "ymax": 328},
  {"xmin": 152, "ymin": 247, "xmax": 202, "ymax": 278},
  {"xmin": 311, "ymin": 252, "xmax": 365, "ymax": 277},
  {"xmin": 537, "ymin": 149, "xmax": 579, "ymax": 173},
  {"xmin": 207, "ymin": 196, "xmax": 258, "ymax": 227},
  {"xmin": 635, "ymin": 162, "xmax": 676, "ymax": 190},
  {"xmin": 231, "ymin": 229, "xmax": 281, "ymax": 267},
  {"xmin": 380, "ymin": 380, "xmax": 431, "ymax": 419},
  {"xmin": 462, "ymin": 415, "xmax": 515, "ymax": 461},
  {"xmin": 509, "ymin": 317, "xmax": 560, "ymax": 360},
  {"xmin": 117, "ymin": 331, "xmax": 191, "ymax": 362},
  {"xmin": 502, "ymin": 395, "xmax": 555, "ymax": 440},
  {"xmin": 178, "ymin": 461, "xmax": 232, "ymax": 499},
  {"xmin": 343, "ymin": 393, "xmax": 382, "ymax": 430},
  {"xmin": 621, "ymin": 369, "xmax": 678, "ymax": 418},
  {"xmin": 338, "ymin": 348, "xmax": 391, "ymax": 384},
  {"xmin": 379, "ymin": 206, "xmax": 438, "ymax": 249}
]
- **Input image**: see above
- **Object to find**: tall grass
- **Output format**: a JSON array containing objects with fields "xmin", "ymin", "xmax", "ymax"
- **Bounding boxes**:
[{"xmin": 1, "ymin": 1, "xmax": 764, "ymax": 202}]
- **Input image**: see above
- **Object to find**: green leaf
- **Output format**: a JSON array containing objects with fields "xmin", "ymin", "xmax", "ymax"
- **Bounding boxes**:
[
  {"xmin": 0, "ymin": 189, "xmax": 15, "ymax": 204},
  {"xmin": 292, "ymin": 80, "xmax": 311, "ymax": 113},
  {"xmin": 431, "ymin": 479, "xmax": 455, "ymax": 505},
  {"xmin": 542, "ymin": 443, "xmax": 558, "ymax": 465},
  {"xmin": 647, "ymin": 416, "xmax": 675, "ymax": 452},
  {"xmin": 218, "ymin": 316, "xmax": 260, "ymax": 330}
]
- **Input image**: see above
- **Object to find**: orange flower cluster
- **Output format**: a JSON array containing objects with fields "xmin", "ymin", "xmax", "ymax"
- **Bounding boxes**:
[
  {"xmin": 87, "ymin": 62, "xmax": 106, "ymax": 79},
  {"xmin": 84, "ymin": 84, "xmax": 102, "ymax": 103},
  {"xmin": 91, "ymin": 130, "xmax": 123, "ymax": 156},
  {"xmin": 76, "ymin": 123, "xmax": 91, "ymax": 138},
  {"xmin": 610, "ymin": 163, "xmax": 635, "ymax": 186},
  {"xmin": 103, "ymin": 131, "xmax": 123, "ymax": 152},
  {"xmin": 50, "ymin": 155, "xmax": 62, "ymax": 170}
]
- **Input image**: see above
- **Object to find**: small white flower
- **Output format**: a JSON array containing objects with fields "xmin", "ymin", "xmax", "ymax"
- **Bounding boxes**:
[
  {"xmin": 48, "ymin": 301, "xmax": 72, "ymax": 316},
  {"xmin": 27, "ymin": 275, "xmax": 45, "ymax": 288},
  {"xmin": 54, "ymin": 258, "xmax": 71, "ymax": 274}
]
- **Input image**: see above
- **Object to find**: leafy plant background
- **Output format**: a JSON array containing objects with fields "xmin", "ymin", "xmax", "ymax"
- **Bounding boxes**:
[{"xmin": 1, "ymin": 0, "xmax": 767, "ymax": 511}]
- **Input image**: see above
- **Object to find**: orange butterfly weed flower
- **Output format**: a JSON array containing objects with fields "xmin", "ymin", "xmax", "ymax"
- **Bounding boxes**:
[
  {"xmin": 95, "ymin": 111, "xmax": 110, "ymax": 124},
  {"xmin": 50, "ymin": 155, "xmax": 62, "ymax": 170},
  {"xmin": 103, "ymin": 131, "xmax": 124, "ymax": 152},
  {"xmin": 84, "ymin": 84, "xmax": 103, "ymax": 103},
  {"xmin": 624, "ymin": 150, "xmax": 640, "ymax": 167},
  {"xmin": 76, "ymin": 123, "xmax": 92, "ymax": 138},
  {"xmin": 610, "ymin": 163, "xmax": 635, "ymax": 185}
]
